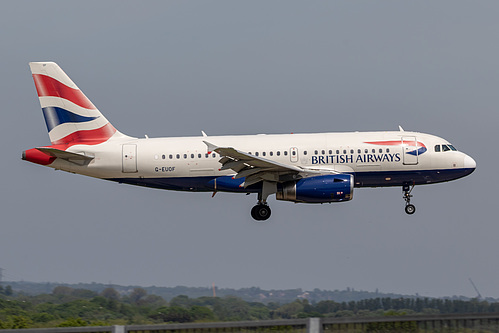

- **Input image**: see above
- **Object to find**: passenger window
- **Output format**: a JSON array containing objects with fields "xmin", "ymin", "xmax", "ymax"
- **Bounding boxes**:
[
  {"xmin": 365, "ymin": 149, "xmax": 368, "ymax": 153},
  {"xmin": 205, "ymin": 153, "xmax": 209, "ymax": 158},
  {"xmin": 269, "ymin": 151, "xmax": 273, "ymax": 156},
  {"xmin": 343, "ymin": 150, "xmax": 347, "ymax": 154},
  {"xmin": 321, "ymin": 150, "xmax": 325, "ymax": 154},
  {"xmin": 277, "ymin": 151, "xmax": 281, "ymax": 156},
  {"xmin": 386, "ymin": 148, "xmax": 390, "ymax": 153},
  {"xmin": 442, "ymin": 145, "xmax": 450, "ymax": 151},
  {"xmin": 336, "ymin": 150, "xmax": 340, "ymax": 154},
  {"xmin": 169, "ymin": 154, "xmax": 173, "ymax": 159},
  {"xmin": 292, "ymin": 151, "xmax": 296, "ymax": 156},
  {"xmin": 314, "ymin": 150, "xmax": 318, "ymax": 155},
  {"xmin": 372, "ymin": 149, "xmax": 375, "ymax": 153},
  {"xmin": 357, "ymin": 149, "xmax": 361, "ymax": 154},
  {"xmin": 176, "ymin": 154, "xmax": 180, "ymax": 159},
  {"xmin": 284, "ymin": 151, "xmax": 288, "ymax": 156},
  {"xmin": 162, "ymin": 155, "xmax": 166, "ymax": 159},
  {"xmin": 262, "ymin": 152, "xmax": 266, "ymax": 157},
  {"xmin": 198, "ymin": 154, "xmax": 201, "ymax": 158},
  {"xmin": 329, "ymin": 150, "xmax": 332, "ymax": 154},
  {"xmin": 255, "ymin": 152, "xmax": 259, "ymax": 156},
  {"xmin": 212, "ymin": 153, "xmax": 216, "ymax": 158},
  {"xmin": 379, "ymin": 149, "xmax": 382, "ymax": 153},
  {"xmin": 184, "ymin": 154, "xmax": 187, "ymax": 159},
  {"xmin": 303, "ymin": 151, "xmax": 307, "ymax": 155},
  {"xmin": 191, "ymin": 154, "xmax": 194, "ymax": 159},
  {"xmin": 435, "ymin": 145, "xmax": 441, "ymax": 152}
]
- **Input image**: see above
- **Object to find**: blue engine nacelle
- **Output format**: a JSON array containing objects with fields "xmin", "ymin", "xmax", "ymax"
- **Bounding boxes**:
[{"xmin": 276, "ymin": 174, "xmax": 354, "ymax": 203}]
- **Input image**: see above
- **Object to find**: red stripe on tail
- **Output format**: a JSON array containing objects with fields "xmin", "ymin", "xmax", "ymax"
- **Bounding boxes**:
[
  {"xmin": 32, "ymin": 74, "xmax": 96, "ymax": 110},
  {"xmin": 51, "ymin": 123, "xmax": 116, "ymax": 146}
]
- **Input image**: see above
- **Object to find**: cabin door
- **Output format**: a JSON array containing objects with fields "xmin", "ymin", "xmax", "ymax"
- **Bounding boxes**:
[
  {"xmin": 402, "ymin": 137, "xmax": 418, "ymax": 165},
  {"xmin": 122, "ymin": 144, "xmax": 138, "ymax": 173}
]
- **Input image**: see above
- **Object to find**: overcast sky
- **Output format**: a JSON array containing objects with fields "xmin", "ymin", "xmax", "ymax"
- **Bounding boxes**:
[{"xmin": 1, "ymin": 1, "xmax": 498, "ymax": 299}]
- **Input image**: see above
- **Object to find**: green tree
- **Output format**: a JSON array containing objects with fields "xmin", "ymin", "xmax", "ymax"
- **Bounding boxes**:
[
  {"xmin": 9, "ymin": 315, "xmax": 32, "ymax": 329},
  {"xmin": 138, "ymin": 294, "xmax": 166, "ymax": 307},
  {"xmin": 275, "ymin": 300, "xmax": 304, "ymax": 319},
  {"xmin": 101, "ymin": 287, "xmax": 120, "ymax": 300},
  {"xmin": 213, "ymin": 296, "xmax": 251, "ymax": 321},
  {"xmin": 150, "ymin": 306, "xmax": 192, "ymax": 323},
  {"xmin": 170, "ymin": 295, "xmax": 191, "ymax": 308},
  {"xmin": 190, "ymin": 305, "xmax": 215, "ymax": 321},
  {"xmin": 53, "ymin": 286, "xmax": 73, "ymax": 296},
  {"xmin": 129, "ymin": 288, "xmax": 147, "ymax": 304},
  {"xmin": 57, "ymin": 317, "xmax": 88, "ymax": 327}
]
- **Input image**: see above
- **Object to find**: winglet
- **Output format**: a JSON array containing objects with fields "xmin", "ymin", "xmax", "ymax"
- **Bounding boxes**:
[{"xmin": 203, "ymin": 141, "xmax": 218, "ymax": 154}]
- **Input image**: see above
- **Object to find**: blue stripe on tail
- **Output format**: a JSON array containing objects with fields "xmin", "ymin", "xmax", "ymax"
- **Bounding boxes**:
[{"xmin": 42, "ymin": 107, "xmax": 99, "ymax": 132}]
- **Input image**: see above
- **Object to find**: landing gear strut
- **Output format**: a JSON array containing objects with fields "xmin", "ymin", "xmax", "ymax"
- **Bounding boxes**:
[
  {"xmin": 251, "ymin": 181, "xmax": 275, "ymax": 221},
  {"xmin": 403, "ymin": 183, "xmax": 416, "ymax": 215}
]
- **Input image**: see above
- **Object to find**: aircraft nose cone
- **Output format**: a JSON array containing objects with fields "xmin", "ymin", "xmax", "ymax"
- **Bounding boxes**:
[{"xmin": 464, "ymin": 155, "xmax": 476, "ymax": 170}]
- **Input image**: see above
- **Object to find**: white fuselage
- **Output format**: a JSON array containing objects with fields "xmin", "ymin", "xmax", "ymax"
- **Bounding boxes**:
[{"xmin": 46, "ymin": 130, "xmax": 475, "ymax": 193}]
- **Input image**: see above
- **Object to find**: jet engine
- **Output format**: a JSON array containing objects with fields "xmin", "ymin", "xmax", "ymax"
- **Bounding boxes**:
[{"xmin": 276, "ymin": 174, "xmax": 354, "ymax": 203}]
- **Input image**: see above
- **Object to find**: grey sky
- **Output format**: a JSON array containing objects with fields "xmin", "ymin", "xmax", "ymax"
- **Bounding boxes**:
[{"xmin": 1, "ymin": 1, "xmax": 497, "ymax": 298}]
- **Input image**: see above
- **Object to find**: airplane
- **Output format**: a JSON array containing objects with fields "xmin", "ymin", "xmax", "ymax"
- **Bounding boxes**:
[{"xmin": 22, "ymin": 62, "xmax": 476, "ymax": 221}]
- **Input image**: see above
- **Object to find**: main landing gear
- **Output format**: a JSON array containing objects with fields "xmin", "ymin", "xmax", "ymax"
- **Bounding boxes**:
[
  {"xmin": 403, "ymin": 183, "xmax": 416, "ymax": 215},
  {"xmin": 251, "ymin": 204, "xmax": 271, "ymax": 221},
  {"xmin": 251, "ymin": 181, "xmax": 275, "ymax": 221}
]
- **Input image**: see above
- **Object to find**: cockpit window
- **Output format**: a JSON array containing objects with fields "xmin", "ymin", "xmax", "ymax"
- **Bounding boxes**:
[{"xmin": 435, "ymin": 144, "xmax": 458, "ymax": 152}]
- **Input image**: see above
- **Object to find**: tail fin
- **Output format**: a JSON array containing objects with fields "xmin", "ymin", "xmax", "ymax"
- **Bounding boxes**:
[{"xmin": 29, "ymin": 62, "xmax": 126, "ymax": 146}]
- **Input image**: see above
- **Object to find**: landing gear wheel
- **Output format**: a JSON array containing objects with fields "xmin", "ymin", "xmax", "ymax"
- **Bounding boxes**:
[
  {"xmin": 402, "ymin": 183, "xmax": 416, "ymax": 215},
  {"xmin": 405, "ymin": 204, "xmax": 416, "ymax": 215},
  {"xmin": 251, "ymin": 204, "xmax": 271, "ymax": 221}
]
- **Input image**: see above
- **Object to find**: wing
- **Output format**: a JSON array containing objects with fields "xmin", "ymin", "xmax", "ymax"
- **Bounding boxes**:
[{"xmin": 204, "ymin": 141, "xmax": 313, "ymax": 187}]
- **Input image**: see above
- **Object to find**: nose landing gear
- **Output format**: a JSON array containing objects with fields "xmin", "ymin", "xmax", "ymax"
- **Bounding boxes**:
[{"xmin": 403, "ymin": 183, "xmax": 416, "ymax": 215}]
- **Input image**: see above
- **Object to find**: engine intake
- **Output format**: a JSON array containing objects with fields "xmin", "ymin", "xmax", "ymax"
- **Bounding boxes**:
[{"xmin": 276, "ymin": 174, "xmax": 354, "ymax": 203}]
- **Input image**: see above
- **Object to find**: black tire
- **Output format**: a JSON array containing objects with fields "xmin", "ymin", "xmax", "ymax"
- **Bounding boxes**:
[
  {"xmin": 251, "ymin": 205, "xmax": 260, "ymax": 220},
  {"xmin": 405, "ymin": 204, "xmax": 416, "ymax": 215},
  {"xmin": 251, "ymin": 205, "xmax": 271, "ymax": 221}
]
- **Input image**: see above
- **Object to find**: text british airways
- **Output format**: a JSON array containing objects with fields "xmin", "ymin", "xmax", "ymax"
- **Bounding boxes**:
[{"xmin": 311, "ymin": 153, "xmax": 401, "ymax": 165}]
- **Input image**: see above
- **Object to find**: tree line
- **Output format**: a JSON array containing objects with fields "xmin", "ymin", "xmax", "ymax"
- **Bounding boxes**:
[{"xmin": 0, "ymin": 285, "xmax": 497, "ymax": 329}]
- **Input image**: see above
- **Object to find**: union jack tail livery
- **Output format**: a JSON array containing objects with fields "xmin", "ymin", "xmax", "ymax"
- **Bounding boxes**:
[
  {"xmin": 29, "ymin": 62, "xmax": 124, "ymax": 146},
  {"xmin": 23, "ymin": 62, "xmax": 476, "ymax": 221}
]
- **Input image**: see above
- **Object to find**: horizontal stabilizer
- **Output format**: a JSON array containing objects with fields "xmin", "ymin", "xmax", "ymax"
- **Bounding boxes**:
[{"xmin": 36, "ymin": 147, "xmax": 94, "ymax": 161}]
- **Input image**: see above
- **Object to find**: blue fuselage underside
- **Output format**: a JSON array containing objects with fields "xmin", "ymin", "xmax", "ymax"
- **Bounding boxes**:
[{"xmin": 108, "ymin": 168, "xmax": 474, "ymax": 193}]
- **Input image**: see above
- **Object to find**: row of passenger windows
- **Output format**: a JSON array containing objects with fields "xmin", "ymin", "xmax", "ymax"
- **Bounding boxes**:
[
  {"xmin": 156, "ymin": 148, "xmax": 391, "ymax": 160},
  {"xmin": 158, "ymin": 153, "xmax": 219, "ymax": 160},
  {"xmin": 434, "ymin": 144, "xmax": 457, "ymax": 152},
  {"xmin": 252, "ymin": 148, "xmax": 390, "ymax": 157},
  {"xmin": 306, "ymin": 148, "xmax": 390, "ymax": 155}
]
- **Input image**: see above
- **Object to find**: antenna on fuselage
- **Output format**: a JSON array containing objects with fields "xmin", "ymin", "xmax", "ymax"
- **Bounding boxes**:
[{"xmin": 398, "ymin": 126, "xmax": 405, "ymax": 132}]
